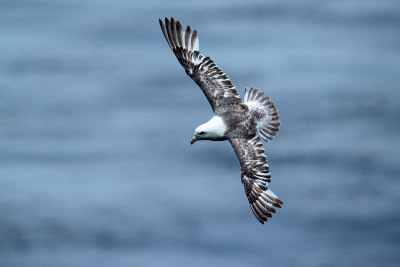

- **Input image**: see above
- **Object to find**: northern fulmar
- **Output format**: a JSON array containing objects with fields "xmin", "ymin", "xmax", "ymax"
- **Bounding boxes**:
[{"xmin": 159, "ymin": 17, "xmax": 282, "ymax": 224}]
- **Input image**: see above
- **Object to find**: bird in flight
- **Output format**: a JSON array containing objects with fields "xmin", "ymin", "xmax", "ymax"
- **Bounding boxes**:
[{"xmin": 159, "ymin": 17, "xmax": 282, "ymax": 224}]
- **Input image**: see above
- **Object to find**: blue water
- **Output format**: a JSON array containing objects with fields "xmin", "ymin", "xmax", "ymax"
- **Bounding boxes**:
[{"xmin": 1, "ymin": 1, "xmax": 400, "ymax": 266}]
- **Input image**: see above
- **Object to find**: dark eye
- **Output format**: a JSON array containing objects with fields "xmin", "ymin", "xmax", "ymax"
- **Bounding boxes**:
[{"xmin": 199, "ymin": 131, "xmax": 205, "ymax": 135}]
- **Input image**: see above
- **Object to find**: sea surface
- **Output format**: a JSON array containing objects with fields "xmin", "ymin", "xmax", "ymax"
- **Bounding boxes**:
[{"xmin": 1, "ymin": 0, "xmax": 400, "ymax": 266}]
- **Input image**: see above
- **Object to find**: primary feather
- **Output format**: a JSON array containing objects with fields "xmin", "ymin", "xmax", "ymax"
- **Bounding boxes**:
[{"xmin": 159, "ymin": 17, "xmax": 240, "ymax": 111}]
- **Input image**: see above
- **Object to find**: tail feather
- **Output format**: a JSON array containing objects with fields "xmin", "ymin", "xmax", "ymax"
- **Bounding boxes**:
[{"xmin": 244, "ymin": 87, "xmax": 280, "ymax": 142}]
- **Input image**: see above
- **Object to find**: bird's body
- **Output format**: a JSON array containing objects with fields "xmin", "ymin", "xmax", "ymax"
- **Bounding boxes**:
[{"xmin": 159, "ymin": 17, "xmax": 282, "ymax": 224}]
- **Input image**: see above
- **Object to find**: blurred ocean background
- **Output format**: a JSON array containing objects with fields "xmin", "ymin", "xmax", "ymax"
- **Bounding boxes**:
[{"xmin": 1, "ymin": 0, "xmax": 400, "ymax": 266}]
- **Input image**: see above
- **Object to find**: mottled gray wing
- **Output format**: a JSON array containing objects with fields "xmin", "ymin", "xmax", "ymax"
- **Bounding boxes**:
[
  {"xmin": 159, "ymin": 17, "xmax": 241, "ymax": 111},
  {"xmin": 229, "ymin": 136, "xmax": 283, "ymax": 224}
]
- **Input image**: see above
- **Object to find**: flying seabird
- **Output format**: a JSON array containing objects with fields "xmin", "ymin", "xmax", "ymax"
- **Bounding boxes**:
[{"xmin": 159, "ymin": 17, "xmax": 282, "ymax": 224}]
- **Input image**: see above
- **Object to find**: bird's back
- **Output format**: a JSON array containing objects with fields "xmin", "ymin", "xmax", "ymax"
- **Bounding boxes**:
[
  {"xmin": 215, "ymin": 100, "xmax": 257, "ymax": 140},
  {"xmin": 216, "ymin": 87, "xmax": 280, "ymax": 142}
]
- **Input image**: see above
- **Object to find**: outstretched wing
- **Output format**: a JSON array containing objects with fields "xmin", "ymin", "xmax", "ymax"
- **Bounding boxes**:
[
  {"xmin": 159, "ymin": 17, "xmax": 241, "ymax": 111},
  {"xmin": 230, "ymin": 136, "xmax": 283, "ymax": 224}
]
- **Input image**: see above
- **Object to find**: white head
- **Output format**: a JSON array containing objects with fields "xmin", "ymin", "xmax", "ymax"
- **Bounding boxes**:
[{"xmin": 191, "ymin": 116, "xmax": 227, "ymax": 144}]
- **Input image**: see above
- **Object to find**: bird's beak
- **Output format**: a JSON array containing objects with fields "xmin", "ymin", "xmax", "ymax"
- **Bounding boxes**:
[{"xmin": 190, "ymin": 136, "xmax": 198, "ymax": 145}]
